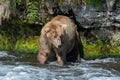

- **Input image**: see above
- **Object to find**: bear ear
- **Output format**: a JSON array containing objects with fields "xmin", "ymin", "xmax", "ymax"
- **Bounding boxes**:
[
  {"xmin": 61, "ymin": 24, "xmax": 67, "ymax": 33},
  {"xmin": 62, "ymin": 24, "xmax": 67, "ymax": 29},
  {"xmin": 44, "ymin": 27, "xmax": 50, "ymax": 33}
]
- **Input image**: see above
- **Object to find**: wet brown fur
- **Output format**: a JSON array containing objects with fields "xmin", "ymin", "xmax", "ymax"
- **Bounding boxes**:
[{"xmin": 37, "ymin": 15, "xmax": 82, "ymax": 65}]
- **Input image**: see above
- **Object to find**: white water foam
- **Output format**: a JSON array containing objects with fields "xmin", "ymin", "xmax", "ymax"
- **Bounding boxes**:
[
  {"xmin": 0, "ymin": 51, "xmax": 16, "ymax": 58},
  {"xmin": 0, "ymin": 51, "xmax": 120, "ymax": 80},
  {"xmin": 0, "ymin": 63, "xmax": 120, "ymax": 80},
  {"xmin": 89, "ymin": 77, "xmax": 120, "ymax": 80},
  {"xmin": 0, "ymin": 51, "xmax": 8, "ymax": 57}
]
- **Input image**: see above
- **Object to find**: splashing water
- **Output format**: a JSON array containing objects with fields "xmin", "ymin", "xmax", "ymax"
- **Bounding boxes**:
[{"xmin": 0, "ymin": 51, "xmax": 120, "ymax": 80}]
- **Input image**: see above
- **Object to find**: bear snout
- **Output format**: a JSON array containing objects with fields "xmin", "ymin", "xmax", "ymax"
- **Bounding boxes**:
[
  {"xmin": 58, "ymin": 44, "xmax": 62, "ymax": 48},
  {"xmin": 56, "ymin": 40, "xmax": 62, "ymax": 48},
  {"xmin": 53, "ymin": 37, "xmax": 62, "ymax": 49}
]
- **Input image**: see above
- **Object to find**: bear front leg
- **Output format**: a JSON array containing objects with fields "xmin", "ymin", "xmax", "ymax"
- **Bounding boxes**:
[
  {"xmin": 54, "ymin": 48, "xmax": 66, "ymax": 65},
  {"xmin": 56, "ymin": 53, "xmax": 66, "ymax": 65},
  {"xmin": 37, "ymin": 52, "xmax": 48, "ymax": 64},
  {"xmin": 77, "ymin": 50, "xmax": 81, "ymax": 62}
]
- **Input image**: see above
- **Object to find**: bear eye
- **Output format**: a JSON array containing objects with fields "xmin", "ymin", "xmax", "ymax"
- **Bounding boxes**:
[
  {"xmin": 46, "ymin": 33, "xmax": 51, "ymax": 38},
  {"xmin": 53, "ymin": 35, "xmax": 56, "ymax": 38},
  {"xmin": 52, "ymin": 33, "xmax": 57, "ymax": 38}
]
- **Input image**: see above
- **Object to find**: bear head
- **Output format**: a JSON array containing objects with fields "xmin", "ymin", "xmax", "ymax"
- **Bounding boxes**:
[{"xmin": 43, "ymin": 21, "xmax": 64, "ymax": 49}]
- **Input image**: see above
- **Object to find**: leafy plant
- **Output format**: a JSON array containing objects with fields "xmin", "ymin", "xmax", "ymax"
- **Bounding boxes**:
[
  {"xmin": 83, "ymin": 37, "xmax": 120, "ymax": 60},
  {"xmin": 14, "ymin": 36, "xmax": 39, "ymax": 53},
  {"xmin": 88, "ymin": 0, "xmax": 102, "ymax": 9},
  {"xmin": 26, "ymin": 1, "xmax": 38, "ymax": 23}
]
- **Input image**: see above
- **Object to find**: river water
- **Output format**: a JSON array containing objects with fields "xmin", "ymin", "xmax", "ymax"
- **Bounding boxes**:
[{"xmin": 0, "ymin": 51, "xmax": 120, "ymax": 80}]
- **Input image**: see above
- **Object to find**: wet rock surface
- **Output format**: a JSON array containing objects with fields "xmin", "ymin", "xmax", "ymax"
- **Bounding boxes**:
[{"xmin": 46, "ymin": 0, "xmax": 120, "ymax": 43}]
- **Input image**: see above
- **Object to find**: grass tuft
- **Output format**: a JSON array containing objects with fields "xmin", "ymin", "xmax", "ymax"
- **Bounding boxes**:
[
  {"xmin": 0, "ymin": 34, "xmax": 39, "ymax": 53},
  {"xmin": 83, "ymin": 38, "xmax": 120, "ymax": 60},
  {"xmin": 0, "ymin": 34, "xmax": 120, "ymax": 59}
]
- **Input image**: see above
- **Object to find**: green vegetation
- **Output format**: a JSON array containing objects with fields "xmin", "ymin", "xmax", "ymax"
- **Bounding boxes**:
[
  {"xmin": 83, "ymin": 38, "xmax": 120, "ymax": 60},
  {"xmin": 88, "ymin": 0, "xmax": 102, "ymax": 9},
  {"xmin": 14, "ymin": 36, "xmax": 39, "ymax": 53},
  {"xmin": 0, "ymin": 34, "xmax": 39, "ymax": 53},
  {"xmin": 0, "ymin": 0, "xmax": 119, "ymax": 60},
  {"xmin": 0, "ymin": 18, "xmax": 41, "ymax": 53},
  {"xmin": 26, "ymin": 1, "xmax": 38, "ymax": 23},
  {"xmin": 0, "ymin": 32, "xmax": 120, "ymax": 59}
]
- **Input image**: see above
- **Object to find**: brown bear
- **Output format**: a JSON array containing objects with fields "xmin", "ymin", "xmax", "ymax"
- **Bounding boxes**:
[{"xmin": 37, "ymin": 15, "xmax": 82, "ymax": 65}]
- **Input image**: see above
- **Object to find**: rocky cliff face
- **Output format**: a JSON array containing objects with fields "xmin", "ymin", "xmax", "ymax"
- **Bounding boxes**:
[
  {"xmin": 72, "ymin": 4, "xmax": 120, "ymax": 44},
  {"xmin": 46, "ymin": 0, "xmax": 120, "ymax": 44},
  {"xmin": 0, "ymin": 0, "xmax": 120, "ymax": 45},
  {"xmin": 0, "ymin": 0, "xmax": 10, "ymax": 25}
]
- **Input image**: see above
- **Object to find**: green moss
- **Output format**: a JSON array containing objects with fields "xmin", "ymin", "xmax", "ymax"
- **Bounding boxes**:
[
  {"xmin": 88, "ymin": 0, "xmax": 102, "ymax": 9},
  {"xmin": 0, "ymin": 34, "xmax": 39, "ymax": 53},
  {"xmin": 0, "ymin": 33, "xmax": 120, "ymax": 59},
  {"xmin": 83, "ymin": 39, "xmax": 120, "ymax": 60},
  {"xmin": 0, "ymin": 35, "xmax": 11, "ymax": 50},
  {"xmin": 14, "ymin": 36, "xmax": 39, "ymax": 53}
]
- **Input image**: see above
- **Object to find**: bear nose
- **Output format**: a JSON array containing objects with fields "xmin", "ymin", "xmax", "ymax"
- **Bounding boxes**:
[{"xmin": 58, "ymin": 45, "xmax": 62, "ymax": 48}]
